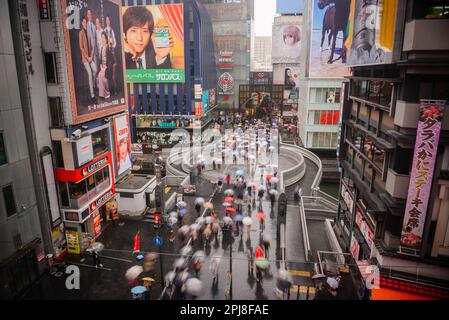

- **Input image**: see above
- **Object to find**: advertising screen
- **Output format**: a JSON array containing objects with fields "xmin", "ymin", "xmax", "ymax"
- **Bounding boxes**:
[
  {"xmin": 61, "ymin": 0, "xmax": 127, "ymax": 125},
  {"xmin": 114, "ymin": 115, "xmax": 132, "ymax": 176},
  {"xmin": 284, "ymin": 67, "xmax": 300, "ymax": 90},
  {"xmin": 346, "ymin": 0, "xmax": 398, "ymax": 66},
  {"xmin": 121, "ymin": 4, "xmax": 185, "ymax": 83},
  {"xmin": 272, "ymin": 24, "xmax": 301, "ymax": 64},
  {"xmin": 309, "ymin": 0, "xmax": 351, "ymax": 78}
]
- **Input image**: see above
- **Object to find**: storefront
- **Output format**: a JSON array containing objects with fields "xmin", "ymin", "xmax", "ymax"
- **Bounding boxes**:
[{"xmin": 55, "ymin": 152, "xmax": 116, "ymax": 254}]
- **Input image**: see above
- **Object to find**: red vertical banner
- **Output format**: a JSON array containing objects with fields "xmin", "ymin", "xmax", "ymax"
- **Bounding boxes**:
[
  {"xmin": 133, "ymin": 231, "xmax": 141, "ymax": 253},
  {"xmin": 401, "ymin": 103, "xmax": 445, "ymax": 250}
]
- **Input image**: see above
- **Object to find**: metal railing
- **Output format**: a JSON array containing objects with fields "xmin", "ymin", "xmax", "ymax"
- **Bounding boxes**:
[{"xmin": 299, "ymin": 196, "xmax": 312, "ymax": 262}]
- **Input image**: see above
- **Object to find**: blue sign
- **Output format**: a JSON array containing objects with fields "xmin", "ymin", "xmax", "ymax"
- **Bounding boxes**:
[{"xmin": 153, "ymin": 236, "xmax": 163, "ymax": 247}]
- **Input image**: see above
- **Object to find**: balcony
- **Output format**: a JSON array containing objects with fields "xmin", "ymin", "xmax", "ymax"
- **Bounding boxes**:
[
  {"xmin": 403, "ymin": 19, "xmax": 449, "ymax": 52},
  {"xmin": 385, "ymin": 168, "xmax": 410, "ymax": 199},
  {"xmin": 349, "ymin": 78, "xmax": 399, "ymax": 113}
]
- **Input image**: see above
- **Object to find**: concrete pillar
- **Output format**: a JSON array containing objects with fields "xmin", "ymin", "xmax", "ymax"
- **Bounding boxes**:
[{"xmin": 431, "ymin": 185, "xmax": 449, "ymax": 257}]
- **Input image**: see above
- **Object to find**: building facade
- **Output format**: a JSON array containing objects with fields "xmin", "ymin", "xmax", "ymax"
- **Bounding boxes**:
[
  {"xmin": 1, "ymin": 0, "xmax": 217, "ymax": 298},
  {"xmin": 336, "ymin": 0, "xmax": 449, "ymax": 299},
  {"xmin": 252, "ymin": 36, "xmax": 272, "ymax": 72},
  {"xmin": 200, "ymin": 0, "xmax": 255, "ymax": 113}
]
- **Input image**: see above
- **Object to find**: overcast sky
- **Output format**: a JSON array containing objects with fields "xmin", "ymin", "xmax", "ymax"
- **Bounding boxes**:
[{"xmin": 254, "ymin": 0, "xmax": 276, "ymax": 36}]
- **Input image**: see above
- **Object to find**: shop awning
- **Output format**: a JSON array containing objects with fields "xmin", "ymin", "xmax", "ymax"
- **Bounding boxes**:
[{"xmin": 371, "ymin": 287, "xmax": 435, "ymax": 300}]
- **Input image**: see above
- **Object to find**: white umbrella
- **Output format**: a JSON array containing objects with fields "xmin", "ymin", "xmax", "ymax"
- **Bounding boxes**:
[
  {"xmin": 270, "ymin": 189, "xmax": 279, "ymax": 196},
  {"xmin": 271, "ymin": 177, "xmax": 279, "ymax": 184},
  {"xmin": 242, "ymin": 217, "xmax": 253, "ymax": 226},
  {"xmin": 168, "ymin": 216, "xmax": 178, "ymax": 226},
  {"xmin": 125, "ymin": 265, "xmax": 143, "ymax": 282},
  {"xmin": 169, "ymin": 211, "xmax": 178, "ymax": 218},
  {"xmin": 176, "ymin": 201, "xmax": 187, "ymax": 208},
  {"xmin": 165, "ymin": 271, "xmax": 176, "ymax": 284},
  {"xmin": 269, "ymin": 146, "xmax": 276, "ymax": 151},
  {"xmin": 224, "ymin": 189, "xmax": 234, "ymax": 196},
  {"xmin": 248, "ymin": 154, "xmax": 256, "ymax": 160},
  {"xmin": 327, "ymin": 277, "xmax": 339, "ymax": 290},
  {"xmin": 180, "ymin": 245, "xmax": 193, "ymax": 256},
  {"xmin": 89, "ymin": 242, "xmax": 104, "ymax": 253},
  {"xmin": 223, "ymin": 216, "xmax": 233, "ymax": 225},
  {"xmin": 190, "ymin": 223, "xmax": 201, "ymax": 231},
  {"xmin": 262, "ymin": 234, "xmax": 272, "ymax": 243},
  {"xmin": 178, "ymin": 225, "xmax": 190, "ymax": 235},
  {"xmin": 183, "ymin": 278, "xmax": 204, "ymax": 296},
  {"xmin": 192, "ymin": 250, "xmax": 206, "ymax": 263},
  {"xmin": 195, "ymin": 197, "xmax": 205, "ymax": 206},
  {"xmin": 174, "ymin": 258, "xmax": 187, "ymax": 269},
  {"xmin": 258, "ymin": 185, "xmax": 266, "ymax": 191}
]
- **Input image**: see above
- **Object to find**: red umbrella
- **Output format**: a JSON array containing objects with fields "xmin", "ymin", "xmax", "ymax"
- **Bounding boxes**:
[
  {"xmin": 257, "ymin": 212, "xmax": 266, "ymax": 220},
  {"xmin": 133, "ymin": 231, "xmax": 140, "ymax": 253},
  {"xmin": 226, "ymin": 207, "xmax": 236, "ymax": 214},
  {"xmin": 255, "ymin": 246, "xmax": 265, "ymax": 258},
  {"xmin": 224, "ymin": 197, "xmax": 234, "ymax": 203},
  {"xmin": 266, "ymin": 175, "xmax": 273, "ymax": 181}
]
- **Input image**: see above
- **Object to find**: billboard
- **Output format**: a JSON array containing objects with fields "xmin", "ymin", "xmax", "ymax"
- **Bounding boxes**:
[
  {"xmin": 114, "ymin": 115, "xmax": 132, "ymax": 176},
  {"xmin": 61, "ymin": 0, "xmax": 127, "ymax": 125},
  {"xmin": 309, "ymin": 0, "xmax": 351, "ymax": 78},
  {"xmin": 272, "ymin": 24, "xmax": 301, "ymax": 64},
  {"xmin": 346, "ymin": 0, "xmax": 398, "ymax": 66},
  {"xmin": 209, "ymin": 88, "xmax": 216, "ymax": 107},
  {"xmin": 284, "ymin": 67, "xmax": 300, "ymax": 90},
  {"xmin": 122, "ymin": 4, "xmax": 185, "ymax": 83},
  {"xmin": 276, "ymin": 0, "xmax": 303, "ymax": 14},
  {"xmin": 400, "ymin": 103, "xmax": 444, "ymax": 250},
  {"xmin": 202, "ymin": 90, "xmax": 210, "ymax": 114}
]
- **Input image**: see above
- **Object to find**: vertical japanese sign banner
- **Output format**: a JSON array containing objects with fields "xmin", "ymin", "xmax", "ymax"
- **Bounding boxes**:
[
  {"xmin": 61, "ymin": 0, "xmax": 127, "ymax": 124},
  {"xmin": 122, "ymin": 4, "xmax": 185, "ymax": 83},
  {"xmin": 401, "ymin": 104, "xmax": 444, "ymax": 249},
  {"xmin": 114, "ymin": 115, "xmax": 132, "ymax": 176}
]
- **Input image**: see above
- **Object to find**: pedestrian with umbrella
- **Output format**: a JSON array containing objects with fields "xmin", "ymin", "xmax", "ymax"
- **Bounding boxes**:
[
  {"xmin": 270, "ymin": 192, "xmax": 276, "ymax": 211},
  {"xmin": 210, "ymin": 255, "xmax": 221, "ymax": 285},
  {"xmin": 262, "ymin": 234, "xmax": 271, "ymax": 259},
  {"xmin": 226, "ymin": 174, "xmax": 231, "ymax": 186},
  {"xmin": 87, "ymin": 242, "xmax": 104, "ymax": 268},
  {"xmin": 258, "ymin": 187, "xmax": 265, "ymax": 205},
  {"xmin": 257, "ymin": 211, "xmax": 266, "ymax": 232},
  {"xmin": 254, "ymin": 246, "xmax": 267, "ymax": 283},
  {"xmin": 276, "ymin": 269, "xmax": 293, "ymax": 300},
  {"xmin": 212, "ymin": 222, "xmax": 221, "ymax": 242},
  {"xmin": 192, "ymin": 251, "xmax": 205, "ymax": 277},
  {"xmin": 247, "ymin": 247, "xmax": 254, "ymax": 276}
]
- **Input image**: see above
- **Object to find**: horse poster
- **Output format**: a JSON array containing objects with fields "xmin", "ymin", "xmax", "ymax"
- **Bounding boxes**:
[{"xmin": 309, "ymin": 0, "xmax": 351, "ymax": 78}]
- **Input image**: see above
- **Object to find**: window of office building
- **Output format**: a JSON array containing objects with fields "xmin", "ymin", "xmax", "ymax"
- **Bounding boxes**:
[
  {"xmin": 3, "ymin": 184, "xmax": 17, "ymax": 217},
  {"xmin": 310, "ymin": 88, "xmax": 341, "ymax": 104},
  {"xmin": 44, "ymin": 53, "xmax": 58, "ymax": 84},
  {"xmin": 49, "ymin": 97, "xmax": 65, "ymax": 127},
  {"xmin": 91, "ymin": 129, "xmax": 108, "ymax": 158},
  {"xmin": 308, "ymin": 132, "xmax": 338, "ymax": 148},
  {"xmin": 308, "ymin": 111, "xmax": 340, "ymax": 125},
  {"xmin": 0, "ymin": 132, "xmax": 7, "ymax": 166}
]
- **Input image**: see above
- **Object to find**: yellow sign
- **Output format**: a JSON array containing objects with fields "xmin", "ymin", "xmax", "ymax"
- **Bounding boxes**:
[{"xmin": 66, "ymin": 230, "xmax": 80, "ymax": 254}]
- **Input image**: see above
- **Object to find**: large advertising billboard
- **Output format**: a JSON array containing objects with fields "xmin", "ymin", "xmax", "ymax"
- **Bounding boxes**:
[
  {"xmin": 61, "ymin": 0, "xmax": 127, "ymax": 125},
  {"xmin": 309, "ymin": 0, "xmax": 351, "ymax": 78},
  {"xmin": 346, "ymin": 0, "xmax": 398, "ymax": 66},
  {"xmin": 272, "ymin": 24, "xmax": 301, "ymax": 64},
  {"xmin": 400, "ymin": 103, "xmax": 444, "ymax": 251},
  {"xmin": 121, "ymin": 4, "xmax": 185, "ymax": 83},
  {"xmin": 114, "ymin": 115, "xmax": 132, "ymax": 176},
  {"xmin": 284, "ymin": 67, "xmax": 300, "ymax": 90}
]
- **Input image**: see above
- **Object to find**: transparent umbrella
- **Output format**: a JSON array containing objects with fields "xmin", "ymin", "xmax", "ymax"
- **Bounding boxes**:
[
  {"xmin": 192, "ymin": 250, "xmax": 206, "ymax": 263},
  {"xmin": 125, "ymin": 265, "xmax": 143, "ymax": 282},
  {"xmin": 178, "ymin": 225, "xmax": 190, "ymax": 235},
  {"xmin": 168, "ymin": 216, "xmax": 178, "ymax": 226},
  {"xmin": 180, "ymin": 245, "xmax": 193, "ymax": 257},
  {"xmin": 174, "ymin": 258, "xmax": 187, "ymax": 269},
  {"xmin": 169, "ymin": 211, "xmax": 178, "ymax": 218},
  {"xmin": 89, "ymin": 242, "xmax": 104, "ymax": 253},
  {"xmin": 204, "ymin": 202, "xmax": 214, "ymax": 210},
  {"xmin": 176, "ymin": 201, "xmax": 187, "ymax": 208},
  {"xmin": 205, "ymin": 216, "xmax": 214, "ymax": 225},
  {"xmin": 224, "ymin": 189, "xmax": 235, "ymax": 196},
  {"xmin": 183, "ymin": 278, "xmax": 204, "ymax": 296},
  {"xmin": 242, "ymin": 217, "xmax": 253, "ymax": 226},
  {"xmin": 195, "ymin": 197, "xmax": 205, "ymax": 206},
  {"xmin": 223, "ymin": 216, "xmax": 233, "ymax": 225}
]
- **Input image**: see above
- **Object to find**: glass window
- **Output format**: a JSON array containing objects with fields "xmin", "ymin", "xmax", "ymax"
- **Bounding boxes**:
[
  {"xmin": 68, "ymin": 181, "xmax": 87, "ymax": 200},
  {"xmin": 3, "ymin": 184, "xmax": 17, "ymax": 217},
  {"xmin": 49, "ymin": 97, "xmax": 64, "ymax": 127},
  {"xmin": 91, "ymin": 129, "xmax": 108, "ymax": 157},
  {"xmin": 52, "ymin": 141, "xmax": 64, "ymax": 168},
  {"xmin": 95, "ymin": 168, "xmax": 105, "ymax": 184},
  {"xmin": 59, "ymin": 182, "xmax": 70, "ymax": 207},
  {"xmin": 44, "ymin": 53, "xmax": 57, "ymax": 84},
  {"xmin": 87, "ymin": 175, "xmax": 95, "ymax": 192},
  {"xmin": 0, "ymin": 132, "xmax": 7, "ymax": 166}
]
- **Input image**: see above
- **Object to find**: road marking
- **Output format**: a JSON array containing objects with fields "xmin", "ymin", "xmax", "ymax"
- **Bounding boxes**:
[
  {"xmin": 289, "ymin": 270, "xmax": 311, "ymax": 277},
  {"xmin": 290, "ymin": 285, "xmax": 316, "ymax": 294}
]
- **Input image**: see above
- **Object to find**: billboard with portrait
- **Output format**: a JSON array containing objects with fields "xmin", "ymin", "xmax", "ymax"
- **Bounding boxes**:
[
  {"xmin": 272, "ymin": 24, "xmax": 301, "ymax": 64},
  {"xmin": 61, "ymin": 0, "xmax": 127, "ymax": 125},
  {"xmin": 284, "ymin": 67, "xmax": 300, "ymax": 90},
  {"xmin": 121, "ymin": 4, "xmax": 185, "ymax": 83},
  {"xmin": 309, "ymin": 0, "xmax": 351, "ymax": 78},
  {"xmin": 346, "ymin": 0, "xmax": 398, "ymax": 66},
  {"xmin": 114, "ymin": 115, "xmax": 132, "ymax": 177}
]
